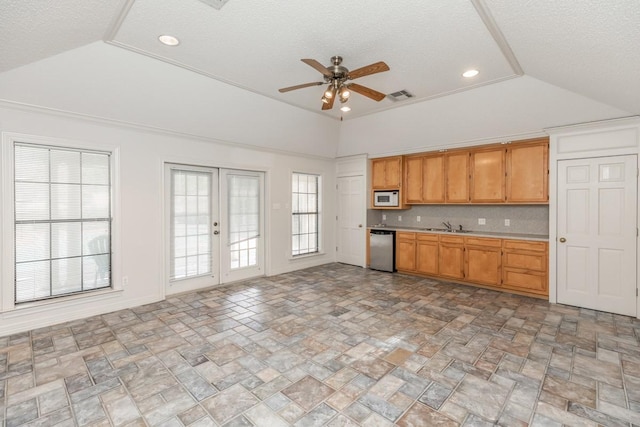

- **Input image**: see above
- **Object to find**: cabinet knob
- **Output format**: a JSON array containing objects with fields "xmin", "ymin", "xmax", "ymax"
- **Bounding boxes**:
[
  {"xmin": 559, "ymin": 237, "xmax": 566, "ymax": 243},
  {"xmin": 358, "ymin": 224, "xmax": 363, "ymax": 228}
]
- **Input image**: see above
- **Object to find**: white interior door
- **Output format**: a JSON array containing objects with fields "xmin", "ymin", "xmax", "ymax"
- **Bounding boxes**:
[
  {"xmin": 220, "ymin": 169, "xmax": 265, "ymax": 283},
  {"xmin": 557, "ymin": 155, "xmax": 637, "ymax": 316},
  {"xmin": 337, "ymin": 175, "xmax": 365, "ymax": 266},
  {"xmin": 165, "ymin": 164, "xmax": 220, "ymax": 295}
]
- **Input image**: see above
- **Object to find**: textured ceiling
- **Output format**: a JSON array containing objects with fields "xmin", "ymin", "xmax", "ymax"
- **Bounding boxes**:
[
  {"xmin": 0, "ymin": 0, "xmax": 126, "ymax": 73},
  {"xmin": 0, "ymin": 0, "xmax": 638, "ymax": 121}
]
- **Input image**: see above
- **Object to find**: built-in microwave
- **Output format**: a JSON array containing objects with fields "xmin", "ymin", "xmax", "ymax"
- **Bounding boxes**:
[{"xmin": 373, "ymin": 190, "xmax": 399, "ymax": 207}]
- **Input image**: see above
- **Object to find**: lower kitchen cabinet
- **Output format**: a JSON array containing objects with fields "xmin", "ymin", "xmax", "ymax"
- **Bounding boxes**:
[
  {"xmin": 389, "ymin": 231, "xmax": 548, "ymax": 298},
  {"xmin": 416, "ymin": 234, "xmax": 439, "ymax": 275},
  {"xmin": 438, "ymin": 236, "xmax": 465, "ymax": 279},
  {"xmin": 465, "ymin": 237, "xmax": 502, "ymax": 286},
  {"xmin": 396, "ymin": 232, "xmax": 417, "ymax": 271},
  {"xmin": 502, "ymin": 239, "xmax": 548, "ymax": 295}
]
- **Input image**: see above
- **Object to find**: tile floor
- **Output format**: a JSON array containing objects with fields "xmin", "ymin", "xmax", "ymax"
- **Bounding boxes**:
[{"xmin": 1, "ymin": 263, "xmax": 640, "ymax": 426}]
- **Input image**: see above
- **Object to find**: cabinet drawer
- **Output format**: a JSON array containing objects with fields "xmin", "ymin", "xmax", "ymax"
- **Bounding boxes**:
[
  {"xmin": 503, "ymin": 240, "xmax": 547, "ymax": 252},
  {"xmin": 503, "ymin": 268, "xmax": 548, "ymax": 294},
  {"xmin": 417, "ymin": 233, "xmax": 439, "ymax": 242},
  {"xmin": 503, "ymin": 251, "xmax": 547, "ymax": 271},
  {"xmin": 464, "ymin": 237, "xmax": 501, "ymax": 247},
  {"xmin": 396, "ymin": 232, "xmax": 416, "ymax": 240},
  {"xmin": 439, "ymin": 235, "xmax": 464, "ymax": 244}
]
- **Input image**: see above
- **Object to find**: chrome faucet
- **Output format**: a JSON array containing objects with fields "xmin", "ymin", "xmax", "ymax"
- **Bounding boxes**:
[{"xmin": 442, "ymin": 221, "xmax": 452, "ymax": 231}]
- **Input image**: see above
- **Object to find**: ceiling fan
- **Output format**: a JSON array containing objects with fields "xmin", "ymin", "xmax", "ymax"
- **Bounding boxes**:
[{"xmin": 279, "ymin": 56, "xmax": 390, "ymax": 111}]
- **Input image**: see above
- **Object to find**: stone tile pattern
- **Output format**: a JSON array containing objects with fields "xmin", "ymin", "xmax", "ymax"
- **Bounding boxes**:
[{"xmin": 1, "ymin": 263, "xmax": 639, "ymax": 426}]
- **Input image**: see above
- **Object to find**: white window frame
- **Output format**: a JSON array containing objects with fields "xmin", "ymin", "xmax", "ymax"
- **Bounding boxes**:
[
  {"xmin": 1, "ymin": 132, "xmax": 121, "ymax": 312},
  {"xmin": 291, "ymin": 172, "xmax": 322, "ymax": 258}
]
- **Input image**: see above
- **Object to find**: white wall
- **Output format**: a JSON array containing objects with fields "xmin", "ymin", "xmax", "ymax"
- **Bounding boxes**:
[
  {"xmin": 338, "ymin": 76, "xmax": 631, "ymax": 157},
  {"xmin": 0, "ymin": 42, "xmax": 341, "ymax": 159},
  {"xmin": 0, "ymin": 105, "xmax": 337, "ymax": 336}
]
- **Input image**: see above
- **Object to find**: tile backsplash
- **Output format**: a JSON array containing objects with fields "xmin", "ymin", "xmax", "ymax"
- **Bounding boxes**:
[{"xmin": 368, "ymin": 205, "xmax": 549, "ymax": 236}]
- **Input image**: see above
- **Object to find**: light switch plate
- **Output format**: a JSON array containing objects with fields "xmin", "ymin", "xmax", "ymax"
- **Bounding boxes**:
[
  {"xmin": 398, "ymin": 215, "xmax": 402, "ymax": 222},
  {"xmin": 504, "ymin": 219, "xmax": 510, "ymax": 226},
  {"xmin": 382, "ymin": 214, "xmax": 386, "ymax": 220},
  {"xmin": 478, "ymin": 218, "xmax": 486, "ymax": 225},
  {"xmin": 416, "ymin": 216, "xmax": 421, "ymax": 222}
]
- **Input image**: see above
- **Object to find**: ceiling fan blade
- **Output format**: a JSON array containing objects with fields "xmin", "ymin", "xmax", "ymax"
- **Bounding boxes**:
[
  {"xmin": 321, "ymin": 86, "xmax": 337, "ymax": 110},
  {"xmin": 301, "ymin": 58, "xmax": 332, "ymax": 77},
  {"xmin": 348, "ymin": 61, "xmax": 390, "ymax": 80},
  {"xmin": 278, "ymin": 82, "xmax": 323, "ymax": 93},
  {"xmin": 348, "ymin": 83, "xmax": 387, "ymax": 102}
]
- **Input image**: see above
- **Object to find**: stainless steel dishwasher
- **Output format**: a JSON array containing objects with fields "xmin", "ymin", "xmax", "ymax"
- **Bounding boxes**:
[{"xmin": 369, "ymin": 229, "xmax": 395, "ymax": 272}]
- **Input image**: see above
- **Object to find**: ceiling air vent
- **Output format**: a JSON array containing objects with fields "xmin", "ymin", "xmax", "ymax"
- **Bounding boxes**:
[
  {"xmin": 197, "ymin": 0, "xmax": 231, "ymax": 10},
  {"xmin": 387, "ymin": 90, "xmax": 414, "ymax": 102}
]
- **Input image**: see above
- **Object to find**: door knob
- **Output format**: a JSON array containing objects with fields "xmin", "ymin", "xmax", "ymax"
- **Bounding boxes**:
[
  {"xmin": 358, "ymin": 224, "xmax": 363, "ymax": 228},
  {"xmin": 213, "ymin": 231, "xmax": 219, "ymax": 235},
  {"xmin": 559, "ymin": 237, "xmax": 566, "ymax": 243}
]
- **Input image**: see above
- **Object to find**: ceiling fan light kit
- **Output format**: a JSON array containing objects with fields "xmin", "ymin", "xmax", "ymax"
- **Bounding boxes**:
[{"xmin": 279, "ymin": 55, "xmax": 390, "ymax": 112}]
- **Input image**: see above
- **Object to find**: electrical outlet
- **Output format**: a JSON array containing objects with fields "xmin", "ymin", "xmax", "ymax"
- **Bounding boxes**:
[
  {"xmin": 478, "ymin": 218, "xmax": 486, "ymax": 225},
  {"xmin": 398, "ymin": 215, "xmax": 402, "ymax": 222},
  {"xmin": 122, "ymin": 276, "xmax": 129, "ymax": 287},
  {"xmin": 382, "ymin": 214, "xmax": 386, "ymax": 221},
  {"xmin": 504, "ymin": 219, "xmax": 510, "ymax": 226},
  {"xmin": 416, "ymin": 216, "xmax": 421, "ymax": 222}
]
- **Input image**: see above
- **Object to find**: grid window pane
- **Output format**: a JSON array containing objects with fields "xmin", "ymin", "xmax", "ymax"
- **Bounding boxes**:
[
  {"xmin": 292, "ymin": 173, "xmax": 320, "ymax": 256},
  {"xmin": 51, "ymin": 150, "xmax": 81, "ymax": 183},
  {"xmin": 52, "ymin": 222, "xmax": 82, "ymax": 259},
  {"xmin": 82, "ymin": 152, "xmax": 109, "ymax": 185},
  {"xmin": 14, "ymin": 144, "xmax": 112, "ymax": 303},
  {"xmin": 51, "ymin": 184, "xmax": 81, "ymax": 220},
  {"xmin": 16, "ymin": 223, "xmax": 50, "ymax": 263}
]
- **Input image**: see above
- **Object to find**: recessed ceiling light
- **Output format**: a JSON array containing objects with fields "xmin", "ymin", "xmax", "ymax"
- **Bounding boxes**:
[
  {"xmin": 462, "ymin": 69, "xmax": 479, "ymax": 78},
  {"xmin": 158, "ymin": 35, "xmax": 180, "ymax": 46},
  {"xmin": 340, "ymin": 106, "xmax": 351, "ymax": 112}
]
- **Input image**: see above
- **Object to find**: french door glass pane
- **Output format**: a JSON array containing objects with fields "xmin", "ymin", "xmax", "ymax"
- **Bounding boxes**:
[
  {"xmin": 171, "ymin": 169, "xmax": 212, "ymax": 280},
  {"xmin": 227, "ymin": 174, "xmax": 259, "ymax": 270}
]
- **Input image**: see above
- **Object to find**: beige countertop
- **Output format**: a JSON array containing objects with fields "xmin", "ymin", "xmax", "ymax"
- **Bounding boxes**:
[{"xmin": 368, "ymin": 225, "xmax": 549, "ymax": 242}]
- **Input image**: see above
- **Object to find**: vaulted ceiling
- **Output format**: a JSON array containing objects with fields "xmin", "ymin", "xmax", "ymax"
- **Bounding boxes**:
[{"xmin": 0, "ymin": 0, "xmax": 638, "ymax": 156}]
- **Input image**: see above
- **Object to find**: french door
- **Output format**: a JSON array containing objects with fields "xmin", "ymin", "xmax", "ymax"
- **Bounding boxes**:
[
  {"xmin": 165, "ymin": 164, "xmax": 264, "ymax": 295},
  {"xmin": 166, "ymin": 165, "xmax": 220, "ymax": 294}
]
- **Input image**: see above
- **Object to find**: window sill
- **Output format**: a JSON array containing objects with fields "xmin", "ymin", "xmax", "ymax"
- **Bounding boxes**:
[
  {"xmin": 8, "ymin": 287, "xmax": 123, "ymax": 313},
  {"xmin": 289, "ymin": 251, "xmax": 326, "ymax": 261}
]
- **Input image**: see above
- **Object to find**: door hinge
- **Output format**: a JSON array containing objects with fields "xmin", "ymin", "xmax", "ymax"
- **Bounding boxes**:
[
  {"xmin": 336, "ymin": 246, "xmax": 338, "ymax": 252},
  {"xmin": 336, "ymin": 216, "xmax": 338, "ymax": 221}
]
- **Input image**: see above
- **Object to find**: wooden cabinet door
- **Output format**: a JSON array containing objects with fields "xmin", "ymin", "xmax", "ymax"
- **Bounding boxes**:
[
  {"xmin": 423, "ymin": 154, "xmax": 445, "ymax": 203},
  {"xmin": 404, "ymin": 156, "xmax": 424, "ymax": 203},
  {"xmin": 445, "ymin": 152, "xmax": 469, "ymax": 203},
  {"xmin": 371, "ymin": 159, "xmax": 388, "ymax": 189},
  {"xmin": 385, "ymin": 157, "xmax": 402, "ymax": 188},
  {"xmin": 465, "ymin": 237, "xmax": 502, "ymax": 286},
  {"xmin": 506, "ymin": 140, "xmax": 548, "ymax": 203},
  {"xmin": 438, "ymin": 236, "xmax": 465, "ymax": 279},
  {"xmin": 396, "ymin": 233, "xmax": 416, "ymax": 271},
  {"xmin": 416, "ymin": 235, "xmax": 439, "ymax": 275},
  {"xmin": 470, "ymin": 148, "xmax": 505, "ymax": 203},
  {"xmin": 372, "ymin": 157, "xmax": 403, "ymax": 190}
]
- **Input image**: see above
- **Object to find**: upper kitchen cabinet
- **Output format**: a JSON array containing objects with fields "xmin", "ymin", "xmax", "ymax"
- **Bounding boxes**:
[
  {"xmin": 371, "ymin": 156, "xmax": 403, "ymax": 189},
  {"xmin": 470, "ymin": 147, "xmax": 505, "ymax": 203},
  {"xmin": 445, "ymin": 151, "xmax": 470, "ymax": 203},
  {"xmin": 404, "ymin": 154, "xmax": 445, "ymax": 204},
  {"xmin": 506, "ymin": 138, "xmax": 549, "ymax": 203}
]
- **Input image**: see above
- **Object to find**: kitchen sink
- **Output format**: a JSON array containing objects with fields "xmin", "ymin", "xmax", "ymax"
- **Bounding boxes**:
[{"xmin": 421, "ymin": 228, "xmax": 473, "ymax": 233}]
